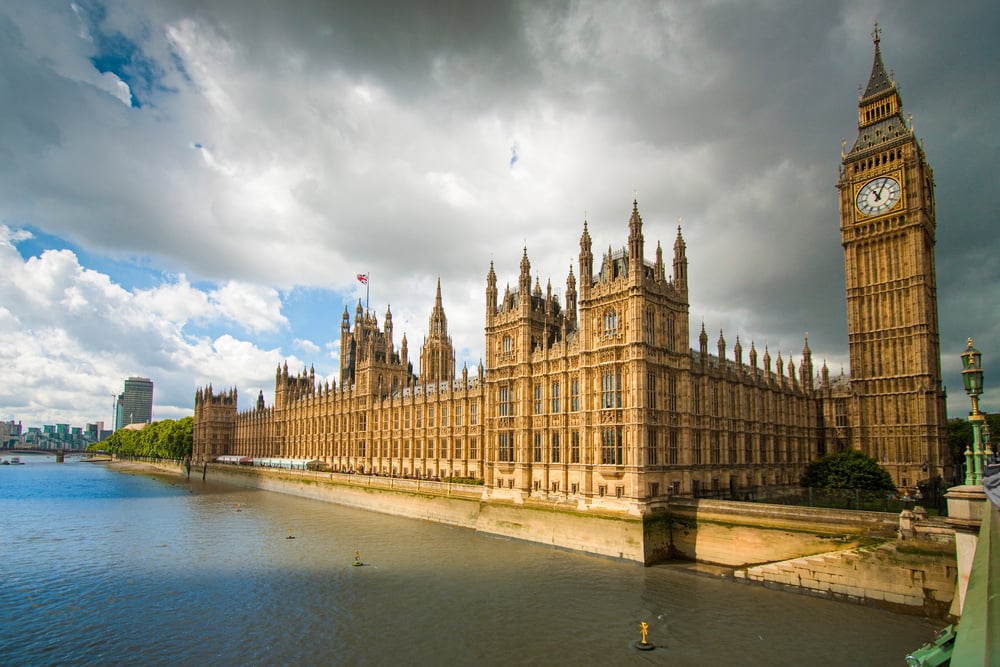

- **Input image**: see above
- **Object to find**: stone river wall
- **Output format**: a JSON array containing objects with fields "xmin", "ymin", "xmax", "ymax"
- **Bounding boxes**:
[{"xmin": 153, "ymin": 462, "xmax": 956, "ymax": 617}]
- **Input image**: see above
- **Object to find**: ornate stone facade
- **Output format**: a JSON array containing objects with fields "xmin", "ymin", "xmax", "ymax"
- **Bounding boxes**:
[
  {"xmin": 193, "ymin": 29, "xmax": 949, "ymax": 510},
  {"xmin": 836, "ymin": 25, "xmax": 949, "ymax": 487}
]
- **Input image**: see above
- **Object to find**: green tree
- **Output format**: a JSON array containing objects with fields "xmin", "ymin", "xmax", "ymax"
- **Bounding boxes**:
[
  {"xmin": 946, "ymin": 418, "xmax": 972, "ymax": 465},
  {"xmin": 89, "ymin": 417, "xmax": 193, "ymax": 460},
  {"xmin": 800, "ymin": 449, "xmax": 896, "ymax": 491}
]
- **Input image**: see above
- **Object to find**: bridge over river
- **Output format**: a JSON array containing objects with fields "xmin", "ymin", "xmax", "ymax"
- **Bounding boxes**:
[{"xmin": 4, "ymin": 449, "xmax": 108, "ymax": 462}]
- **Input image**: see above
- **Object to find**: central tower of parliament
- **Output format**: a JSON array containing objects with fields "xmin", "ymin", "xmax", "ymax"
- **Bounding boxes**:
[{"xmin": 194, "ymin": 30, "xmax": 949, "ymax": 510}]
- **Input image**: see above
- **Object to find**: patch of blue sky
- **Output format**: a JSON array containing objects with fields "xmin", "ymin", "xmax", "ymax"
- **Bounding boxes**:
[
  {"xmin": 280, "ymin": 287, "xmax": 350, "ymax": 359},
  {"xmin": 75, "ymin": 1, "xmax": 162, "ymax": 108},
  {"xmin": 90, "ymin": 33, "xmax": 162, "ymax": 108},
  {"xmin": 11, "ymin": 227, "xmax": 166, "ymax": 291}
]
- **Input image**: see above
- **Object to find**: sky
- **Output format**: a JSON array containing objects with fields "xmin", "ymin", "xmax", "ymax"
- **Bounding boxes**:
[{"xmin": 1, "ymin": 0, "xmax": 998, "ymax": 429}]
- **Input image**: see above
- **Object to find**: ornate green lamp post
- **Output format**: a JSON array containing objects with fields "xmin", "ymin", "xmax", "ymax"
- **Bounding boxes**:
[{"xmin": 960, "ymin": 338, "xmax": 986, "ymax": 485}]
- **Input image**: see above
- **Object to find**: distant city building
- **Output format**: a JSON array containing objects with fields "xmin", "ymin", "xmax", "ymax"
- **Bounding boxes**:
[
  {"xmin": 194, "ymin": 30, "xmax": 950, "ymax": 505},
  {"xmin": 1, "ymin": 420, "xmax": 23, "ymax": 449},
  {"xmin": 115, "ymin": 376, "xmax": 154, "ymax": 429}
]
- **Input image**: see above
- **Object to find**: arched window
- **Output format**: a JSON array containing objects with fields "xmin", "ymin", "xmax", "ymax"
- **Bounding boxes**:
[
  {"xmin": 604, "ymin": 308, "xmax": 618, "ymax": 336},
  {"xmin": 502, "ymin": 336, "xmax": 513, "ymax": 354}
]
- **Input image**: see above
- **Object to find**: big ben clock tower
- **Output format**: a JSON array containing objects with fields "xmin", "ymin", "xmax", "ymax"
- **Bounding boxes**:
[{"xmin": 838, "ymin": 24, "xmax": 949, "ymax": 489}]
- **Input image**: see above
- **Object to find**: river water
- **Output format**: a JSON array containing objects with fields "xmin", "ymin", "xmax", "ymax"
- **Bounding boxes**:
[{"xmin": 1, "ymin": 455, "xmax": 938, "ymax": 666}]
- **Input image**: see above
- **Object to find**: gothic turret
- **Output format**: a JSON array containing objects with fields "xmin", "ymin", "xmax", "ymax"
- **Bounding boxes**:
[
  {"xmin": 655, "ymin": 240, "xmax": 664, "ymax": 281},
  {"xmin": 673, "ymin": 226, "xmax": 688, "ymax": 296},
  {"xmin": 519, "ymin": 246, "xmax": 532, "ymax": 302},
  {"xmin": 579, "ymin": 220, "xmax": 593, "ymax": 297},
  {"xmin": 486, "ymin": 260, "xmax": 498, "ymax": 325},
  {"xmin": 420, "ymin": 278, "xmax": 455, "ymax": 385},
  {"xmin": 627, "ymin": 198, "xmax": 644, "ymax": 281},
  {"xmin": 565, "ymin": 264, "xmax": 577, "ymax": 326},
  {"xmin": 800, "ymin": 334, "xmax": 814, "ymax": 391}
]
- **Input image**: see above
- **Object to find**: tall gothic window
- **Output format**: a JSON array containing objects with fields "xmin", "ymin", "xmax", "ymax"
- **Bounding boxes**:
[
  {"xmin": 552, "ymin": 382, "xmax": 561, "ymax": 413},
  {"xmin": 604, "ymin": 308, "xmax": 618, "ymax": 336},
  {"xmin": 499, "ymin": 386, "xmax": 513, "ymax": 417},
  {"xmin": 571, "ymin": 431, "xmax": 581, "ymax": 463},
  {"xmin": 601, "ymin": 369, "xmax": 622, "ymax": 409},
  {"xmin": 601, "ymin": 427, "xmax": 623, "ymax": 465},
  {"xmin": 571, "ymin": 379, "xmax": 580, "ymax": 411},
  {"xmin": 534, "ymin": 383, "xmax": 543, "ymax": 415},
  {"xmin": 498, "ymin": 431, "xmax": 514, "ymax": 462},
  {"xmin": 551, "ymin": 433, "xmax": 561, "ymax": 463},
  {"xmin": 645, "ymin": 309, "xmax": 655, "ymax": 345},
  {"xmin": 534, "ymin": 433, "xmax": 543, "ymax": 462}
]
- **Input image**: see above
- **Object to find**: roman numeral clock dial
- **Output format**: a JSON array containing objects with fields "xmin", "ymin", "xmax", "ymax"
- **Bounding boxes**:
[{"xmin": 855, "ymin": 176, "xmax": 901, "ymax": 217}]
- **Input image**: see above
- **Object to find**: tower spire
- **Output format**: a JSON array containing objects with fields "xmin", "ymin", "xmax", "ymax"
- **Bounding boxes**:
[{"xmin": 862, "ymin": 21, "xmax": 893, "ymax": 100}]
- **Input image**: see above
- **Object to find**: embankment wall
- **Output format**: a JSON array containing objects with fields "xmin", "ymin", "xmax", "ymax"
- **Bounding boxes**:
[{"xmin": 150, "ymin": 462, "xmax": 955, "ymax": 616}]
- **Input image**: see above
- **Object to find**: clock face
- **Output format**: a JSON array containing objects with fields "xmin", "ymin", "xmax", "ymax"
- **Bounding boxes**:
[{"xmin": 856, "ymin": 176, "xmax": 901, "ymax": 217}]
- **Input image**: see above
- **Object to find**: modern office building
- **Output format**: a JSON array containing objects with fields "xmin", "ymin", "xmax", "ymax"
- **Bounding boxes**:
[{"xmin": 115, "ymin": 376, "xmax": 154, "ymax": 429}]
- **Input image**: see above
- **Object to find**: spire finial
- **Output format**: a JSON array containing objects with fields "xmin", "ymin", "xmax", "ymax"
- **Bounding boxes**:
[{"xmin": 872, "ymin": 21, "xmax": 881, "ymax": 48}]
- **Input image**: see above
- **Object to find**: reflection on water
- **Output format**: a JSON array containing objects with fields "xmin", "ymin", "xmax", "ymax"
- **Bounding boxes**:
[{"xmin": 1, "ymin": 456, "xmax": 937, "ymax": 666}]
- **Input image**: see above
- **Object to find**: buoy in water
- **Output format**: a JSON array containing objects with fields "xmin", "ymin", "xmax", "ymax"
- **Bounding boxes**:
[
  {"xmin": 286, "ymin": 528, "xmax": 295, "ymax": 540},
  {"xmin": 634, "ymin": 621, "xmax": 655, "ymax": 651},
  {"xmin": 353, "ymin": 550, "xmax": 363, "ymax": 566}
]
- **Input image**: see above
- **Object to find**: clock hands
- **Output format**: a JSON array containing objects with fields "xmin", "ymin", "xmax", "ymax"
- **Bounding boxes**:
[{"xmin": 875, "ymin": 177, "xmax": 889, "ymax": 201}]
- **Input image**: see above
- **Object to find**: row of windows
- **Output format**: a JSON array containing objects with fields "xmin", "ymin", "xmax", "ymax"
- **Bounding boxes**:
[
  {"xmin": 320, "ymin": 438, "xmax": 481, "ymax": 460},
  {"xmin": 506, "ymin": 428, "xmax": 809, "ymax": 467},
  {"xmin": 284, "ymin": 404, "xmax": 482, "ymax": 436}
]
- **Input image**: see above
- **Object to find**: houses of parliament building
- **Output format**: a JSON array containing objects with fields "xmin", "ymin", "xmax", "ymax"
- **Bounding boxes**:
[{"xmin": 193, "ymin": 29, "xmax": 949, "ymax": 513}]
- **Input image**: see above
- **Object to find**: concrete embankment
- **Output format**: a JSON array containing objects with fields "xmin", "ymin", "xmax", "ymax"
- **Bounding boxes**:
[
  {"xmin": 123, "ymin": 460, "xmax": 957, "ymax": 617},
  {"xmin": 735, "ymin": 541, "xmax": 956, "ymax": 618}
]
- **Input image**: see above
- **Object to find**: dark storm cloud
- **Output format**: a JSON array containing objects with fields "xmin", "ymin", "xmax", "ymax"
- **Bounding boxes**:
[{"xmin": 1, "ymin": 0, "xmax": 998, "ymax": 425}]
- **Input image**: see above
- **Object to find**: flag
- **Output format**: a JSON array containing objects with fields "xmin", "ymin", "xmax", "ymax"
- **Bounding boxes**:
[{"xmin": 357, "ymin": 273, "xmax": 368, "ymax": 284}]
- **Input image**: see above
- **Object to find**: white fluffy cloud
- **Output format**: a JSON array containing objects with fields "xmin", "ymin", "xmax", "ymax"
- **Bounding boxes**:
[{"xmin": 0, "ymin": 226, "xmax": 293, "ymax": 425}]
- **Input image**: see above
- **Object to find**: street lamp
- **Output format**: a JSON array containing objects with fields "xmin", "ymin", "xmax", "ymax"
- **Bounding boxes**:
[{"xmin": 960, "ymin": 338, "xmax": 986, "ymax": 485}]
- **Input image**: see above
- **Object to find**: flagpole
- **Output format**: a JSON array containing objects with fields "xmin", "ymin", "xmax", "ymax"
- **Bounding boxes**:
[{"xmin": 366, "ymin": 272, "xmax": 370, "ymax": 312}]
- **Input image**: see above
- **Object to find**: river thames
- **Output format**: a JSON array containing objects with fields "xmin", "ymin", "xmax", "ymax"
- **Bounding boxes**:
[{"xmin": 1, "ymin": 455, "xmax": 938, "ymax": 665}]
